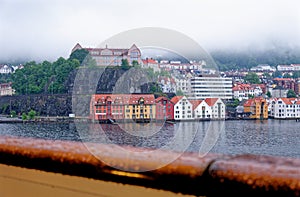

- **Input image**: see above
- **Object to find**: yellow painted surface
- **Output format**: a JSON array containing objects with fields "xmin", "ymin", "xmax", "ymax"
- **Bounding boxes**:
[
  {"xmin": 0, "ymin": 164, "xmax": 192, "ymax": 197},
  {"xmin": 124, "ymin": 104, "xmax": 155, "ymax": 120}
]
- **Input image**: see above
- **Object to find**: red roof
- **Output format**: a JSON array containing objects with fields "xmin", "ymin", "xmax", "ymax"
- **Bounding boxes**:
[
  {"xmin": 94, "ymin": 94, "xmax": 155, "ymax": 105},
  {"xmin": 204, "ymin": 98, "xmax": 218, "ymax": 106},
  {"xmin": 243, "ymin": 97, "xmax": 266, "ymax": 107},
  {"xmin": 273, "ymin": 78, "xmax": 293, "ymax": 81},
  {"xmin": 232, "ymin": 84, "xmax": 252, "ymax": 91},
  {"xmin": 170, "ymin": 96, "xmax": 183, "ymax": 104},
  {"xmin": 280, "ymin": 98, "xmax": 296, "ymax": 105},
  {"xmin": 189, "ymin": 100, "xmax": 203, "ymax": 110},
  {"xmin": 142, "ymin": 58, "xmax": 157, "ymax": 64}
]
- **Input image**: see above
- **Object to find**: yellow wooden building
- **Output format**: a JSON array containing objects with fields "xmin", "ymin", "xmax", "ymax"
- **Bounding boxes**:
[{"xmin": 243, "ymin": 97, "xmax": 268, "ymax": 119}]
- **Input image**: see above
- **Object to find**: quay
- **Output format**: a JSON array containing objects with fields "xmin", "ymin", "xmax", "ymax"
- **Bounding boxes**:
[{"xmin": 0, "ymin": 136, "xmax": 300, "ymax": 196}]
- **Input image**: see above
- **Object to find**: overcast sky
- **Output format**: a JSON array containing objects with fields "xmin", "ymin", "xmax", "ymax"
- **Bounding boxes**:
[{"xmin": 0, "ymin": 0, "xmax": 300, "ymax": 62}]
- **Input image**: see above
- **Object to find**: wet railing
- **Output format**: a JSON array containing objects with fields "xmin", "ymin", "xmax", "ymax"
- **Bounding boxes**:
[{"xmin": 0, "ymin": 136, "xmax": 300, "ymax": 196}]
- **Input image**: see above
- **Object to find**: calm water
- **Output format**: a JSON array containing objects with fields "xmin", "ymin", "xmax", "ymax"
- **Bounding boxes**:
[{"xmin": 0, "ymin": 119, "xmax": 299, "ymax": 158}]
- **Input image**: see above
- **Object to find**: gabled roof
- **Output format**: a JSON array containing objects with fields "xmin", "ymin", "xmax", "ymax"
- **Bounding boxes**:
[
  {"xmin": 280, "ymin": 98, "xmax": 296, "ymax": 105},
  {"xmin": 243, "ymin": 97, "xmax": 266, "ymax": 107},
  {"xmin": 243, "ymin": 99, "xmax": 254, "ymax": 107},
  {"xmin": 189, "ymin": 100, "xmax": 203, "ymax": 110},
  {"xmin": 170, "ymin": 96, "xmax": 183, "ymax": 104},
  {"xmin": 94, "ymin": 94, "xmax": 155, "ymax": 105},
  {"xmin": 204, "ymin": 98, "xmax": 218, "ymax": 106}
]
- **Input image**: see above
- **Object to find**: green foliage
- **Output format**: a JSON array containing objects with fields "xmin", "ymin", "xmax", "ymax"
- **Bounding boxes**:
[
  {"xmin": 266, "ymin": 91, "xmax": 272, "ymax": 98},
  {"xmin": 121, "ymin": 59, "xmax": 130, "ymax": 70},
  {"xmin": 11, "ymin": 57, "xmax": 80, "ymax": 95},
  {"xmin": 69, "ymin": 49, "xmax": 89, "ymax": 64},
  {"xmin": 132, "ymin": 60, "xmax": 139, "ymax": 67},
  {"xmin": 28, "ymin": 109, "xmax": 36, "ymax": 120},
  {"xmin": 1, "ymin": 104, "xmax": 9, "ymax": 114},
  {"xmin": 22, "ymin": 112, "xmax": 27, "ymax": 120},
  {"xmin": 176, "ymin": 90, "xmax": 184, "ymax": 96},
  {"xmin": 272, "ymin": 70, "xmax": 282, "ymax": 78},
  {"xmin": 283, "ymin": 73, "xmax": 292, "ymax": 78},
  {"xmin": 293, "ymin": 71, "xmax": 300, "ymax": 79},
  {"xmin": 82, "ymin": 54, "xmax": 97, "ymax": 67},
  {"xmin": 244, "ymin": 72, "xmax": 261, "ymax": 84},
  {"xmin": 10, "ymin": 110, "xmax": 16, "ymax": 118},
  {"xmin": 0, "ymin": 74, "xmax": 12, "ymax": 83},
  {"xmin": 149, "ymin": 83, "xmax": 162, "ymax": 94},
  {"xmin": 287, "ymin": 89, "xmax": 297, "ymax": 98}
]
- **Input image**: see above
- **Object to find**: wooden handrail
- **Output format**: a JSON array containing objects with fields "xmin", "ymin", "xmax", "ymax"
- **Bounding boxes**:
[{"xmin": 0, "ymin": 136, "xmax": 299, "ymax": 196}]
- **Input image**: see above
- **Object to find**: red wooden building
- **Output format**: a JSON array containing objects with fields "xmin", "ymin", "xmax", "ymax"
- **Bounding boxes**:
[
  {"xmin": 155, "ymin": 97, "xmax": 174, "ymax": 120},
  {"xmin": 92, "ymin": 94, "xmax": 125, "ymax": 121}
]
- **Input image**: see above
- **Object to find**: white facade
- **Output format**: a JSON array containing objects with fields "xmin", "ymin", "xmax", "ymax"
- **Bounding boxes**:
[
  {"xmin": 0, "ymin": 65, "xmax": 13, "ymax": 74},
  {"xmin": 172, "ymin": 96, "xmax": 193, "ymax": 120},
  {"xmin": 270, "ymin": 98, "xmax": 300, "ymax": 119},
  {"xmin": 189, "ymin": 77, "xmax": 233, "ymax": 100},
  {"xmin": 277, "ymin": 64, "xmax": 293, "ymax": 71},
  {"xmin": 193, "ymin": 100, "xmax": 212, "ymax": 119},
  {"xmin": 175, "ymin": 78, "xmax": 191, "ymax": 94},
  {"xmin": 250, "ymin": 64, "xmax": 275, "ymax": 72},
  {"xmin": 158, "ymin": 77, "xmax": 176, "ymax": 93},
  {"xmin": 205, "ymin": 98, "xmax": 226, "ymax": 119}
]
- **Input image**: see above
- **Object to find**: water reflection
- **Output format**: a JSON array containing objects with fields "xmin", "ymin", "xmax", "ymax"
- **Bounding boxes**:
[{"xmin": 0, "ymin": 119, "xmax": 299, "ymax": 158}]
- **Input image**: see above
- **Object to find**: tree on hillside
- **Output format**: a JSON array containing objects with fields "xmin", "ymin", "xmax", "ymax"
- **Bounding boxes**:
[
  {"xmin": 11, "ymin": 57, "xmax": 80, "ymax": 95},
  {"xmin": 293, "ymin": 71, "xmax": 300, "ymax": 79},
  {"xmin": 121, "ymin": 59, "xmax": 130, "ymax": 70},
  {"xmin": 272, "ymin": 70, "xmax": 282, "ymax": 78},
  {"xmin": 244, "ymin": 73, "xmax": 261, "ymax": 84},
  {"xmin": 287, "ymin": 89, "xmax": 297, "ymax": 98},
  {"xmin": 283, "ymin": 73, "xmax": 292, "ymax": 78},
  {"xmin": 69, "ymin": 49, "xmax": 89, "ymax": 64}
]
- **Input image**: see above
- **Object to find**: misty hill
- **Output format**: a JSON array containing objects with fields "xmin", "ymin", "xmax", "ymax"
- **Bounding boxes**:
[{"xmin": 210, "ymin": 46, "xmax": 300, "ymax": 71}]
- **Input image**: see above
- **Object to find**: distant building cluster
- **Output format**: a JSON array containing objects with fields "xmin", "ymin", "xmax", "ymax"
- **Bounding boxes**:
[
  {"xmin": 90, "ymin": 94, "xmax": 226, "ymax": 122},
  {"xmin": 277, "ymin": 64, "xmax": 300, "ymax": 72}
]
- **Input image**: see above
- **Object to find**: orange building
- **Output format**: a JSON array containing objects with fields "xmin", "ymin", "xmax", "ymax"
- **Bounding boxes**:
[{"xmin": 243, "ymin": 97, "xmax": 268, "ymax": 119}]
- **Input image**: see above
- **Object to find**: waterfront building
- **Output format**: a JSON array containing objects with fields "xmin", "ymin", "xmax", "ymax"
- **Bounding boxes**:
[
  {"xmin": 91, "ymin": 94, "xmax": 155, "ymax": 122},
  {"xmin": 155, "ymin": 96, "xmax": 174, "ymax": 120},
  {"xmin": 269, "ymin": 98, "xmax": 300, "ymax": 119},
  {"xmin": 171, "ymin": 96, "xmax": 193, "ymax": 120},
  {"xmin": 243, "ymin": 97, "xmax": 268, "ymax": 119},
  {"xmin": 91, "ymin": 94, "xmax": 125, "ymax": 121},
  {"xmin": 123, "ymin": 94, "xmax": 156, "ymax": 121},
  {"xmin": 190, "ymin": 100, "xmax": 212, "ymax": 119},
  {"xmin": 72, "ymin": 43, "xmax": 142, "ymax": 66},
  {"xmin": 205, "ymin": 98, "xmax": 226, "ymax": 119},
  {"xmin": 189, "ymin": 76, "xmax": 233, "ymax": 100}
]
